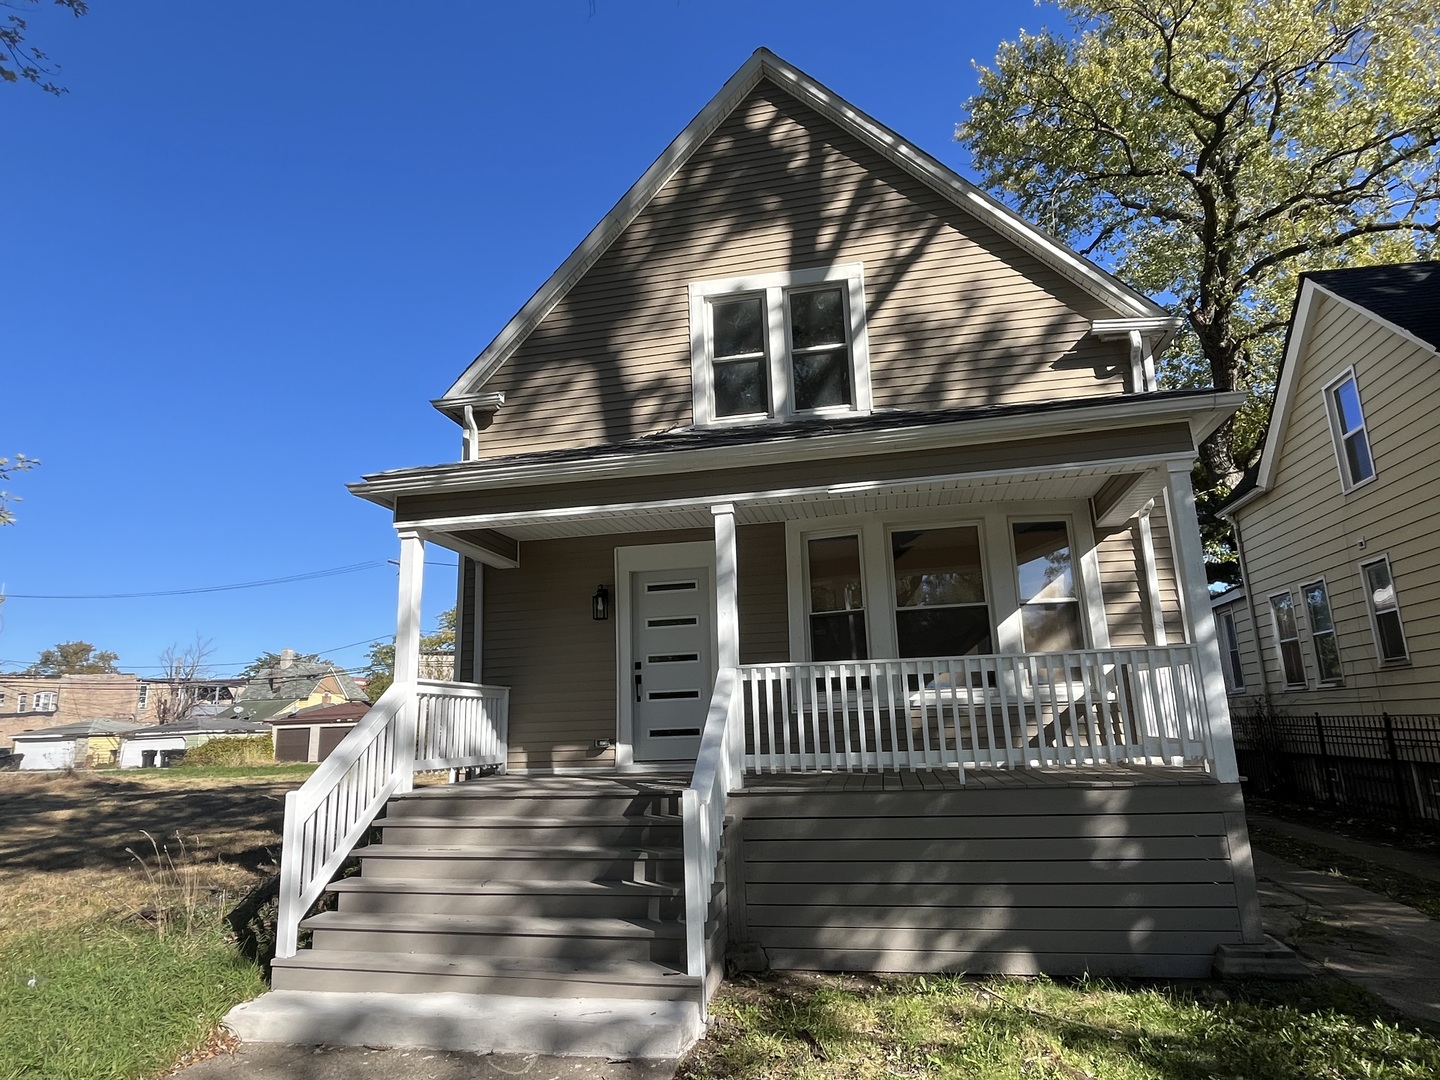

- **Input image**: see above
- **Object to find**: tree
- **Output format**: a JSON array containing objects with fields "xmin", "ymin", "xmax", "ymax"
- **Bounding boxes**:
[
  {"xmin": 0, "ymin": 454, "xmax": 38, "ymax": 525},
  {"xmin": 959, "ymin": 0, "xmax": 1440, "ymax": 485},
  {"xmin": 2, "ymin": 0, "xmax": 86, "ymax": 95},
  {"xmin": 152, "ymin": 636, "xmax": 216, "ymax": 725},
  {"xmin": 25, "ymin": 640, "xmax": 119, "ymax": 674},
  {"xmin": 365, "ymin": 608, "xmax": 457, "ymax": 701},
  {"xmin": 237, "ymin": 651, "xmax": 333, "ymax": 680}
]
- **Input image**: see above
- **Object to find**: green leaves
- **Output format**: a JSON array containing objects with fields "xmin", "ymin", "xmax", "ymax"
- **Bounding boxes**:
[{"xmin": 960, "ymin": 0, "xmax": 1440, "ymax": 482}]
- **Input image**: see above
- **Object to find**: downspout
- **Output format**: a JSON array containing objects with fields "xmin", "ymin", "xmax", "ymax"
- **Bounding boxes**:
[{"xmin": 1228, "ymin": 512, "xmax": 1271, "ymax": 696}]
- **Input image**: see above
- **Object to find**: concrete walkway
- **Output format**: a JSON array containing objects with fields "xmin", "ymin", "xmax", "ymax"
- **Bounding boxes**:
[{"xmin": 1250, "ymin": 817, "xmax": 1440, "ymax": 1028}]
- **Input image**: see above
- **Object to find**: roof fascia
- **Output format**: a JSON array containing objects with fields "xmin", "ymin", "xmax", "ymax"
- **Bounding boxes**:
[
  {"xmin": 439, "ymin": 49, "xmax": 1164, "ymax": 405},
  {"xmin": 350, "ymin": 390, "xmax": 1244, "ymax": 510},
  {"xmin": 1249, "ymin": 280, "xmax": 1324, "ymax": 500}
]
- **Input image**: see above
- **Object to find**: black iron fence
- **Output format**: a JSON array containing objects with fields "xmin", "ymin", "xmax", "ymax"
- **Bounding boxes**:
[{"xmin": 1232, "ymin": 709, "xmax": 1440, "ymax": 829}]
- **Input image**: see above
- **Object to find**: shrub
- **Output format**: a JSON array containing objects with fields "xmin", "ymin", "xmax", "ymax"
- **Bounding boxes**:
[{"xmin": 180, "ymin": 736, "xmax": 273, "ymax": 768}]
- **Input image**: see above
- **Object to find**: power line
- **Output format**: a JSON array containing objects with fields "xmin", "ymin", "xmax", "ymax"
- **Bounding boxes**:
[{"xmin": 2, "ymin": 561, "xmax": 390, "ymax": 600}]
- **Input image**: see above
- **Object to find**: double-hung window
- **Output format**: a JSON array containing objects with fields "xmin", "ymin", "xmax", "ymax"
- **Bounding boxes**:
[
  {"xmin": 1302, "ymin": 579, "xmax": 1342, "ymax": 684},
  {"xmin": 1361, "ymin": 556, "xmax": 1409, "ymax": 663},
  {"xmin": 1269, "ymin": 591, "xmax": 1306, "ymax": 687},
  {"xmin": 1216, "ymin": 609, "xmax": 1246, "ymax": 692},
  {"xmin": 137, "ymin": 684, "xmax": 150, "ymax": 710},
  {"xmin": 1013, "ymin": 522, "xmax": 1084, "ymax": 653},
  {"xmin": 34, "ymin": 692, "xmax": 57, "ymax": 712},
  {"xmin": 690, "ymin": 265, "xmax": 871, "ymax": 424},
  {"xmin": 805, "ymin": 534, "xmax": 868, "ymax": 661},
  {"xmin": 891, "ymin": 526, "xmax": 992, "ymax": 658},
  {"xmin": 18, "ymin": 693, "xmax": 29, "ymax": 713},
  {"xmin": 1324, "ymin": 370, "xmax": 1375, "ymax": 490}
]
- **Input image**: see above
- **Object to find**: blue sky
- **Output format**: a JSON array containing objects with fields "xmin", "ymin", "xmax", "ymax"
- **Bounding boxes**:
[{"xmin": 1, "ymin": 0, "xmax": 1059, "ymax": 678}]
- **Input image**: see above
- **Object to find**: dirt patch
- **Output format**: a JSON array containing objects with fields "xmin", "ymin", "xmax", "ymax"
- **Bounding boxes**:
[{"xmin": 0, "ymin": 771, "xmax": 298, "ymax": 939}]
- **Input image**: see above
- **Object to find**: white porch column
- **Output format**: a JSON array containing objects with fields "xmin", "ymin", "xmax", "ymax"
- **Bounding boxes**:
[
  {"xmin": 393, "ymin": 529, "xmax": 425, "ymax": 792},
  {"xmin": 712, "ymin": 503, "xmax": 739, "ymax": 671},
  {"xmin": 1164, "ymin": 463, "xmax": 1239, "ymax": 783}
]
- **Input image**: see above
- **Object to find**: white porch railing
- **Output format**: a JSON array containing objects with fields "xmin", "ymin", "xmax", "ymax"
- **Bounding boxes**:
[
  {"xmin": 275, "ymin": 679, "xmax": 509, "ymax": 960},
  {"xmin": 739, "ymin": 646, "xmax": 1214, "ymax": 773},
  {"xmin": 681, "ymin": 668, "xmax": 745, "ymax": 1001}
]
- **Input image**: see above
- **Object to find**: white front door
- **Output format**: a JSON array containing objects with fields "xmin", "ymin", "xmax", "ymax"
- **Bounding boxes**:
[{"xmin": 630, "ymin": 566, "xmax": 713, "ymax": 762}]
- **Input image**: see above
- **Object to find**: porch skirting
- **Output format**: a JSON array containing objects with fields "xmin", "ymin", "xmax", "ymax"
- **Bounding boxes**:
[{"xmin": 725, "ymin": 766, "xmax": 1261, "ymax": 978}]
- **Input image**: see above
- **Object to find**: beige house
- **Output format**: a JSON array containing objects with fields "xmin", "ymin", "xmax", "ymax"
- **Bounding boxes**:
[
  {"xmin": 244, "ymin": 51, "xmax": 1262, "ymax": 1055},
  {"xmin": 1220, "ymin": 263, "xmax": 1440, "ymax": 714}
]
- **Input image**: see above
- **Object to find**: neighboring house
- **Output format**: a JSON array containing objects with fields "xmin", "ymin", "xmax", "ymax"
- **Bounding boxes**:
[
  {"xmin": 1220, "ymin": 263, "xmax": 1440, "ymax": 715},
  {"xmin": 268, "ymin": 701, "xmax": 370, "ymax": 763},
  {"xmin": 235, "ymin": 649, "xmax": 367, "ymax": 717},
  {"xmin": 10, "ymin": 719, "xmax": 141, "ymax": 770},
  {"xmin": 0, "ymin": 672, "xmax": 147, "ymax": 751},
  {"xmin": 247, "ymin": 51, "xmax": 1261, "ymax": 1054},
  {"xmin": 137, "ymin": 676, "xmax": 243, "ymax": 725},
  {"xmin": 117, "ymin": 712, "xmax": 272, "ymax": 769}
]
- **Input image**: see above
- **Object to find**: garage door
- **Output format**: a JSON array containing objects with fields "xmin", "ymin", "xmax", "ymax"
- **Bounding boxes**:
[
  {"xmin": 316, "ymin": 725, "xmax": 353, "ymax": 761},
  {"xmin": 275, "ymin": 728, "xmax": 309, "ymax": 762}
]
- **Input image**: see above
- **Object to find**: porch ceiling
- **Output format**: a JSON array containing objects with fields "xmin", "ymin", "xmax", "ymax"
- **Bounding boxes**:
[{"xmin": 421, "ymin": 464, "xmax": 1159, "ymax": 543}]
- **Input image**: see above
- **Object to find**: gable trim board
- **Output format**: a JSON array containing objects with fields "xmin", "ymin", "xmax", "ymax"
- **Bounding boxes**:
[
  {"xmin": 438, "ymin": 48, "xmax": 1172, "ymax": 408},
  {"xmin": 1223, "ymin": 278, "xmax": 1440, "ymax": 518}
]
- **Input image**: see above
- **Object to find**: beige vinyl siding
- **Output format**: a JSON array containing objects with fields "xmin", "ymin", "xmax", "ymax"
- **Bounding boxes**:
[
  {"xmin": 1148, "ymin": 498, "xmax": 1188, "ymax": 644},
  {"xmin": 729, "ymin": 780, "xmax": 1253, "ymax": 977},
  {"xmin": 1092, "ymin": 500, "xmax": 1184, "ymax": 650},
  {"xmin": 482, "ymin": 526, "xmax": 787, "ymax": 769},
  {"xmin": 475, "ymin": 83, "xmax": 1130, "ymax": 458},
  {"xmin": 1233, "ymin": 293, "xmax": 1440, "ymax": 714}
]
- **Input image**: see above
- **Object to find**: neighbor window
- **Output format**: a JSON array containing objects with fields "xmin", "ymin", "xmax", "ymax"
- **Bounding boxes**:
[
  {"xmin": 806, "ymin": 534, "xmax": 868, "ymax": 661},
  {"xmin": 891, "ymin": 526, "xmax": 993, "ymax": 658},
  {"xmin": 33, "ymin": 692, "xmax": 57, "ymax": 712},
  {"xmin": 690, "ymin": 265, "xmax": 871, "ymax": 424},
  {"xmin": 1216, "ymin": 609, "xmax": 1245, "ymax": 692},
  {"xmin": 1361, "ymin": 557, "xmax": 1409, "ymax": 663},
  {"xmin": 17, "ymin": 693, "xmax": 28, "ymax": 713},
  {"xmin": 1302, "ymin": 579, "xmax": 1342, "ymax": 684},
  {"xmin": 1269, "ymin": 591, "xmax": 1306, "ymax": 687},
  {"xmin": 1325, "ymin": 371, "xmax": 1375, "ymax": 490},
  {"xmin": 137, "ymin": 684, "xmax": 150, "ymax": 709},
  {"xmin": 1013, "ymin": 522, "xmax": 1084, "ymax": 653}
]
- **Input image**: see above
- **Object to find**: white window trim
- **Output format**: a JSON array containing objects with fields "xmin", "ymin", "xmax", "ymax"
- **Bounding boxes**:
[
  {"xmin": 784, "ymin": 502, "xmax": 1107, "ymax": 662},
  {"xmin": 33, "ymin": 691, "xmax": 58, "ymax": 712},
  {"xmin": 1360, "ymin": 553, "xmax": 1410, "ymax": 665},
  {"xmin": 1300, "ymin": 576, "xmax": 1343, "ymax": 687},
  {"xmin": 689, "ymin": 263, "xmax": 873, "ymax": 426},
  {"xmin": 1216, "ymin": 609, "xmax": 1246, "ymax": 693},
  {"xmin": 1268, "ymin": 588, "xmax": 1307, "ymax": 688},
  {"xmin": 1323, "ymin": 367, "xmax": 1377, "ymax": 494},
  {"xmin": 137, "ymin": 684, "xmax": 150, "ymax": 710}
]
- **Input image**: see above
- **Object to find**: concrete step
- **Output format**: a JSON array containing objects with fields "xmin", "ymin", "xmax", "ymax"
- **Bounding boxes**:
[
  {"xmin": 354, "ymin": 843, "xmax": 685, "ymax": 883},
  {"xmin": 225, "ymin": 989, "xmax": 703, "ymax": 1057},
  {"xmin": 302, "ymin": 911, "xmax": 685, "ymax": 964},
  {"xmin": 376, "ymin": 815, "xmax": 683, "ymax": 848},
  {"xmin": 268, "ymin": 950, "xmax": 701, "ymax": 1002},
  {"xmin": 327, "ymin": 877, "xmax": 686, "ymax": 920}
]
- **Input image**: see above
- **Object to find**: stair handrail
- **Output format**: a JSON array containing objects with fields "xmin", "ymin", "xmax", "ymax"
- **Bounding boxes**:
[
  {"xmin": 682, "ymin": 665, "xmax": 743, "ymax": 1003},
  {"xmin": 275, "ymin": 680, "xmax": 416, "ymax": 960}
]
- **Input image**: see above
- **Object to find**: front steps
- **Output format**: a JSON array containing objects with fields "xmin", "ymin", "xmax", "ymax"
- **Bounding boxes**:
[{"xmin": 254, "ymin": 775, "xmax": 708, "ymax": 1057}]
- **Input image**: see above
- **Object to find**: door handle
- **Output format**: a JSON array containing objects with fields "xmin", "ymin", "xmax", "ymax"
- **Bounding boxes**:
[{"xmin": 634, "ymin": 662, "xmax": 643, "ymax": 702}]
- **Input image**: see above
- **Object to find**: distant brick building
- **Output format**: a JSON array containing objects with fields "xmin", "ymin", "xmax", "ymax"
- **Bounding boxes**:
[{"xmin": 0, "ymin": 672, "xmax": 146, "ymax": 751}]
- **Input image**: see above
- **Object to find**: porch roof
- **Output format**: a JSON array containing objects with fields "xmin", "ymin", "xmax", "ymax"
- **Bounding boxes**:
[{"xmin": 353, "ymin": 390, "xmax": 1241, "ymax": 507}]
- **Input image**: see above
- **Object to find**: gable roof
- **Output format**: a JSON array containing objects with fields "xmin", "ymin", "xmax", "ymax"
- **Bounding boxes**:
[
  {"xmin": 1222, "ymin": 261, "xmax": 1440, "ymax": 517},
  {"xmin": 1303, "ymin": 262, "xmax": 1440, "ymax": 350},
  {"xmin": 12, "ymin": 719, "xmax": 141, "ymax": 740},
  {"xmin": 438, "ymin": 48, "xmax": 1168, "ymax": 407}
]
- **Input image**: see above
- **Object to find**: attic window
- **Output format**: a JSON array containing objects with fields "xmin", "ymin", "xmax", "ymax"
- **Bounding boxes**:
[
  {"xmin": 1324, "ymin": 369, "xmax": 1375, "ymax": 491},
  {"xmin": 690, "ymin": 264, "xmax": 872, "ymax": 425}
]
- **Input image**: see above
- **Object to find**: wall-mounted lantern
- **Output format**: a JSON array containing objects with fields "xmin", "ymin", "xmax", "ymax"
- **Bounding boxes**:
[{"xmin": 592, "ymin": 584, "xmax": 610, "ymax": 621}]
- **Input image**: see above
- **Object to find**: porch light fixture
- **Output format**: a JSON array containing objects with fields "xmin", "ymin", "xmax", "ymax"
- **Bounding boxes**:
[{"xmin": 592, "ymin": 584, "xmax": 610, "ymax": 621}]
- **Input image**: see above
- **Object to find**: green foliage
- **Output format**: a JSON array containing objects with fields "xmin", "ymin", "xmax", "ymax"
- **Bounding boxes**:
[
  {"xmin": 679, "ymin": 973, "xmax": 1440, "ymax": 1079},
  {"xmin": 0, "ymin": 453, "xmax": 38, "ymax": 526},
  {"xmin": 0, "ymin": 922, "xmax": 264, "ymax": 1080},
  {"xmin": 179, "ymin": 736, "xmax": 274, "ymax": 769},
  {"xmin": 365, "ymin": 607, "xmax": 456, "ymax": 700},
  {"xmin": 0, "ymin": 0, "xmax": 87, "ymax": 96},
  {"xmin": 24, "ymin": 640, "xmax": 119, "ymax": 675},
  {"xmin": 959, "ymin": 0, "xmax": 1440, "ymax": 483}
]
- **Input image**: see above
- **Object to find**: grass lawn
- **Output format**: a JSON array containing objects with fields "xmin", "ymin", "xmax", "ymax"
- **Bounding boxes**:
[
  {"xmin": 679, "ymin": 972, "xmax": 1440, "ymax": 1079},
  {"xmin": 0, "ymin": 768, "xmax": 304, "ymax": 1080}
]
